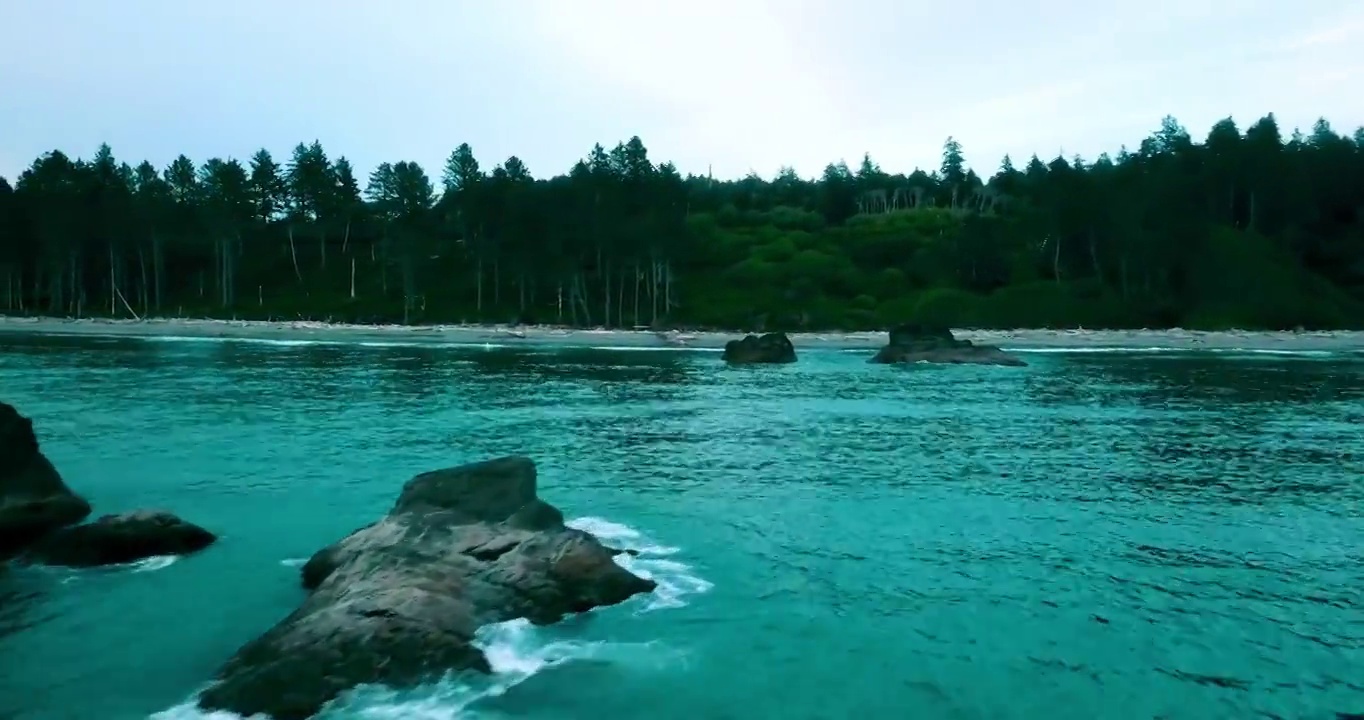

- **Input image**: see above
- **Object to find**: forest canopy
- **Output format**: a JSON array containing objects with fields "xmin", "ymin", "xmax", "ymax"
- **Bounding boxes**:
[{"xmin": 0, "ymin": 113, "xmax": 1361, "ymax": 330}]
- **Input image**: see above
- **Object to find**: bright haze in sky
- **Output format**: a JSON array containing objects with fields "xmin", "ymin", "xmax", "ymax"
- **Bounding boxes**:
[{"xmin": 1, "ymin": 0, "xmax": 1361, "ymax": 184}]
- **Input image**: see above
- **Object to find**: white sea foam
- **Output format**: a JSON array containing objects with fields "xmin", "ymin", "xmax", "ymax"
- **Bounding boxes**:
[
  {"xmin": 152, "ymin": 621, "xmax": 663, "ymax": 720},
  {"xmin": 565, "ymin": 516, "xmax": 712, "ymax": 613},
  {"xmin": 153, "ymin": 517, "xmax": 705, "ymax": 719},
  {"xmin": 130, "ymin": 555, "xmax": 180, "ymax": 573},
  {"xmin": 581, "ymin": 345, "xmax": 692, "ymax": 352},
  {"xmin": 1006, "ymin": 346, "xmax": 1336, "ymax": 357},
  {"xmin": 50, "ymin": 554, "xmax": 181, "ymax": 584}
]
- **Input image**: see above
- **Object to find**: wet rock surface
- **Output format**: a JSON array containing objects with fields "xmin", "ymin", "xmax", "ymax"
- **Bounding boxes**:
[
  {"xmin": 196, "ymin": 456, "xmax": 656, "ymax": 720},
  {"xmin": 870, "ymin": 324, "xmax": 1027, "ymax": 367},
  {"xmin": 722, "ymin": 332, "xmax": 797, "ymax": 364},
  {"xmin": 0, "ymin": 402, "xmax": 91, "ymax": 560},
  {"xmin": 24, "ymin": 510, "xmax": 216, "ymax": 567}
]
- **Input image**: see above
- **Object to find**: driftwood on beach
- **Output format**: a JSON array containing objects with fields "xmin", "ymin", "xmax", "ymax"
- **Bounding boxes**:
[{"xmin": 1, "ymin": 316, "xmax": 1362, "ymax": 353}]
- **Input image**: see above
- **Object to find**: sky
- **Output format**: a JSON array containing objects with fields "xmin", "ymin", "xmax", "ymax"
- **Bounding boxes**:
[{"xmin": 1, "ymin": 0, "xmax": 1362, "ymax": 185}]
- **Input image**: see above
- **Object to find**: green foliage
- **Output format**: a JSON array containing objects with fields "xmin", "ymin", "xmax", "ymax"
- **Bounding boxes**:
[{"xmin": 1, "ymin": 116, "xmax": 1362, "ymax": 329}]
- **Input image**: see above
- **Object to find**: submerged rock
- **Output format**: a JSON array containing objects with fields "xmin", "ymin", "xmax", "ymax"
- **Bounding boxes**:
[
  {"xmin": 25, "ymin": 510, "xmax": 217, "ymax": 567},
  {"xmin": 196, "ymin": 456, "xmax": 656, "ymax": 720},
  {"xmin": 0, "ymin": 402, "xmax": 91, "ymax": 560},
  {"xmin": 870, "ymin": 324, "xmax": 1026, "ymax": 367},
  {"xmin": 722, "ymin": 332, "xmax": 797, "ymax": 364}
]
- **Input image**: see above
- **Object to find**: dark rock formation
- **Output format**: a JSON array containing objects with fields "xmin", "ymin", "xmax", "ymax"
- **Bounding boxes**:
[
  {"xmin": 25, "ymin": 510, "xmax": 217, "ymax": 567},
  {"xmin": 196, "ymin": 456, "xmax": 656, "ymax": 720},
  {"xmin": 870, "ymin": 324, "xmax": 1027, "ymax": 367},
  {"xmin": 0, "ymin": 402, "xmax": 91, "ymax": 560},
  {"xmin": 722, "ymin": 332, "xmax": 797, "ymax": 364}
]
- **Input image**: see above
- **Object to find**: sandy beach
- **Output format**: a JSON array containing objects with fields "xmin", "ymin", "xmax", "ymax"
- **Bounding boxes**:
[{"xmin": 2, "ymin": 315, "xmax": 1363, "ymax": 352}]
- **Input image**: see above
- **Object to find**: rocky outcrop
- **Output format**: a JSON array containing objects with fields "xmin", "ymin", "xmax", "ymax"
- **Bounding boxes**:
[
  {"xmin": 24, "ymin": 510, "xmax": 217, "ymax": 567},
  {"xmin": 870, "ymin": 324, "xmax": 1027, "ymax": 367},
  {"xmin": 0, "ymin": 402, "xmax": 91, "ymax": 560},
  {"xmin": 195, "ymin": 456, "xmax": 657, "ymax": 720},
  {"xmin": 722, "ymin": 332, "xmax": 797, "ymax": 364},
  {"xmin": 2, "ymin": 401, "xmax": 216, "ymax": 567}
]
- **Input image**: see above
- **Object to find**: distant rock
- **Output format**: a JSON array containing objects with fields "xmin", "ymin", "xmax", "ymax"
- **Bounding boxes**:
[
  {"xmin": 723, "ymin": 332, "xmax": 797, "ymax": 364},
  {"xmin": 24, "ymin": 510, "xmax": 216, "ymax": 567},
  {"xmin": 0, "ymin": 402, "xmax": 91, "ymax": 560},
  {"xmin": 195, "ymin": 456, "xmax": 656, "ymax": 720},
  {"xmin": 870, "ymin": 324, "xmax": 1026, "ymax": 367}
]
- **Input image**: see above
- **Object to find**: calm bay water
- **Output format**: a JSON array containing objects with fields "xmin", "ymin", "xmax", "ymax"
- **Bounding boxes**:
[{"xmin": 1, "ymin": 334, "xmax": 1362, "ymax": 720}]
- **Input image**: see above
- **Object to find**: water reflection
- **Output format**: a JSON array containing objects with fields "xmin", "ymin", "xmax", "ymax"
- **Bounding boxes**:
[
  {"xmin": 2, "ymin": 336, "xmax": 1364, "ymax": 720},
  {"xmin": 1059, "ymin": 353, "xmax": 1364, "ymax": 406},
  {"xmin": 0, "ymin": 335, "xmax": 171, "ymax": 372},
  {"xmin": 0, "ymin": 570, "xmax": 45, "ymax": 641},
  {"xmin": 459, "ymin": 347, "xmax": 696, "ymax": 384},
  {"xmin": 1009, "ymin": 354, "xmax": 1364, "ymax": 508}
]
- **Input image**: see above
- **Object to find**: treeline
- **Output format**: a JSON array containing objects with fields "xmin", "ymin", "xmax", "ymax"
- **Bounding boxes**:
[{"xmin": 0, "ymin": 114, "xmax": 1361, "ymax": 330}]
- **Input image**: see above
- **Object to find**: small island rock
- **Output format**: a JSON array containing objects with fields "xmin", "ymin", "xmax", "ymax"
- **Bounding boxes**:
[
  {"xmin": 195, "ymin": 456, "xmax": 656, "ymax": 720},
  {"xmin": 0, "ymin": 402, "xmax": 91, "ymax": 560},
  {"xmin": 25, "ymin": 510, "xmax": 217, "ymax": 567},
  {"xmin": 870, "ymin": 324, "xmax": 1026, "ymax": 367},
  {"xmin": 722, "ymin": 332, "xmax": 797, "ymax": 364}
]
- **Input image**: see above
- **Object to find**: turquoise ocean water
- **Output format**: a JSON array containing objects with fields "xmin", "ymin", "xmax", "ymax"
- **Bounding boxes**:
[{"xmin": 0, "ymin": 333, "xmax": 1361, "ymax": 719}]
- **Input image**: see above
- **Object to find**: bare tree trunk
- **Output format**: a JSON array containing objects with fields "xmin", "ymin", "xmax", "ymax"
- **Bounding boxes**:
[
  {"xmin": 603, "ymin": 260, "xmax": 611, "ymax": 328},
  {"xmin": 574, "ymin": 274, "xmax": 592, "ymax": 326},
  {"xmin": 287, "ymin": 224, "xmax": 303, "ymax": 282},
  {"xmin": 646, "ymin": 261, "xmax": 655, "ymax": 325},
  {"xmin": 152, "ymin": 233, "xmax": 163, "ymax": 311},
  {"xmin": 665, "ymin": 262, "xmax": 675, "ymax": 315},
  {"xmin": 137, "ymin": 246, "xmax": 148, "ymax": 314},
  {"xmin": 350, "ymin": 256, "xmax": 356, "ymax": 299},
  {"xmin": 633, "ymin": 263, "xmax": 642, "ymax": 326},
  {"xmin": 116, "ymin": 286, "xmax": 140, "ymax": 320},
  {"xmin": 1053, "ymin": 234, "xmax": 1062, "ymax": 283}
]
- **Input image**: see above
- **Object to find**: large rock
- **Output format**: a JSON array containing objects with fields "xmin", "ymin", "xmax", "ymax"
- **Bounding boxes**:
[
  {"xmin": 722, "ymin": 332, "xmax": 797, "ymax": 364},
  {"xmin": 0, "ymin": 402, "xmax": 91, "ymax": 559},
  {"xmin": 196, "ymin": 456, "xmax": 657, "ymax": 720},
  {"xmin": 24, "ymin": 510, "xmax": 216, "ymax": 567},
  {"xmin": 870, "ymin": 324, "xmax": 1026, "ymax": 367}
]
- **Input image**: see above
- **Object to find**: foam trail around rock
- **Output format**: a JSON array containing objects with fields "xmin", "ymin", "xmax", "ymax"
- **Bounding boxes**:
[
  {"xmin": 153, "ymin": 517, "xmax": 706, "ymax": 719},
  {"xmin": 567, "ymin": 516, "xmax": 713, "ymax": 612},
  {"xmin": 131, "ymin": 555, "xmax": 180, "ymax": 573}
]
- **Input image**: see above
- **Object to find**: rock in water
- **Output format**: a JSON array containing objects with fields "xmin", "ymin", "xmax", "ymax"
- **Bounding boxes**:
[
  {"xmin": 25, "ymin": 510, "xmax": 217, "ymax": 567},
  {"xmin": 196, "ymin": 456, "xmax": 657, "ymax": 720},
  {"xmin": 0, "ymin": 402, "xmax": 91, "ymax": 560},
  {"xmin": 870, "ymin": 324, "xmax": 1027, "ymax": 367},
  {"xmin": 722, "ymin": 332, "xmax": 797, "ymax": 364}
]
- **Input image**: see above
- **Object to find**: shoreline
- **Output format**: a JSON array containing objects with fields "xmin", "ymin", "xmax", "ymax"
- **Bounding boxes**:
[{"xmin": 2, "ymin": 315, "xmax": 1363, "ymax": 352}]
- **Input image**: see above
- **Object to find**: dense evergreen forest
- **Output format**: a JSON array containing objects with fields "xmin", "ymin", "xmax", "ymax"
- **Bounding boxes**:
[{"xmin": 1, "ymin": 113, "xmax": 1362, "ymax": 330}]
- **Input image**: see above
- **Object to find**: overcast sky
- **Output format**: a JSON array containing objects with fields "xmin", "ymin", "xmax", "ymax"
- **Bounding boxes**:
[{"xmin": 1, "ymin": 0, "xmax": 1361, "ymax": 184}]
